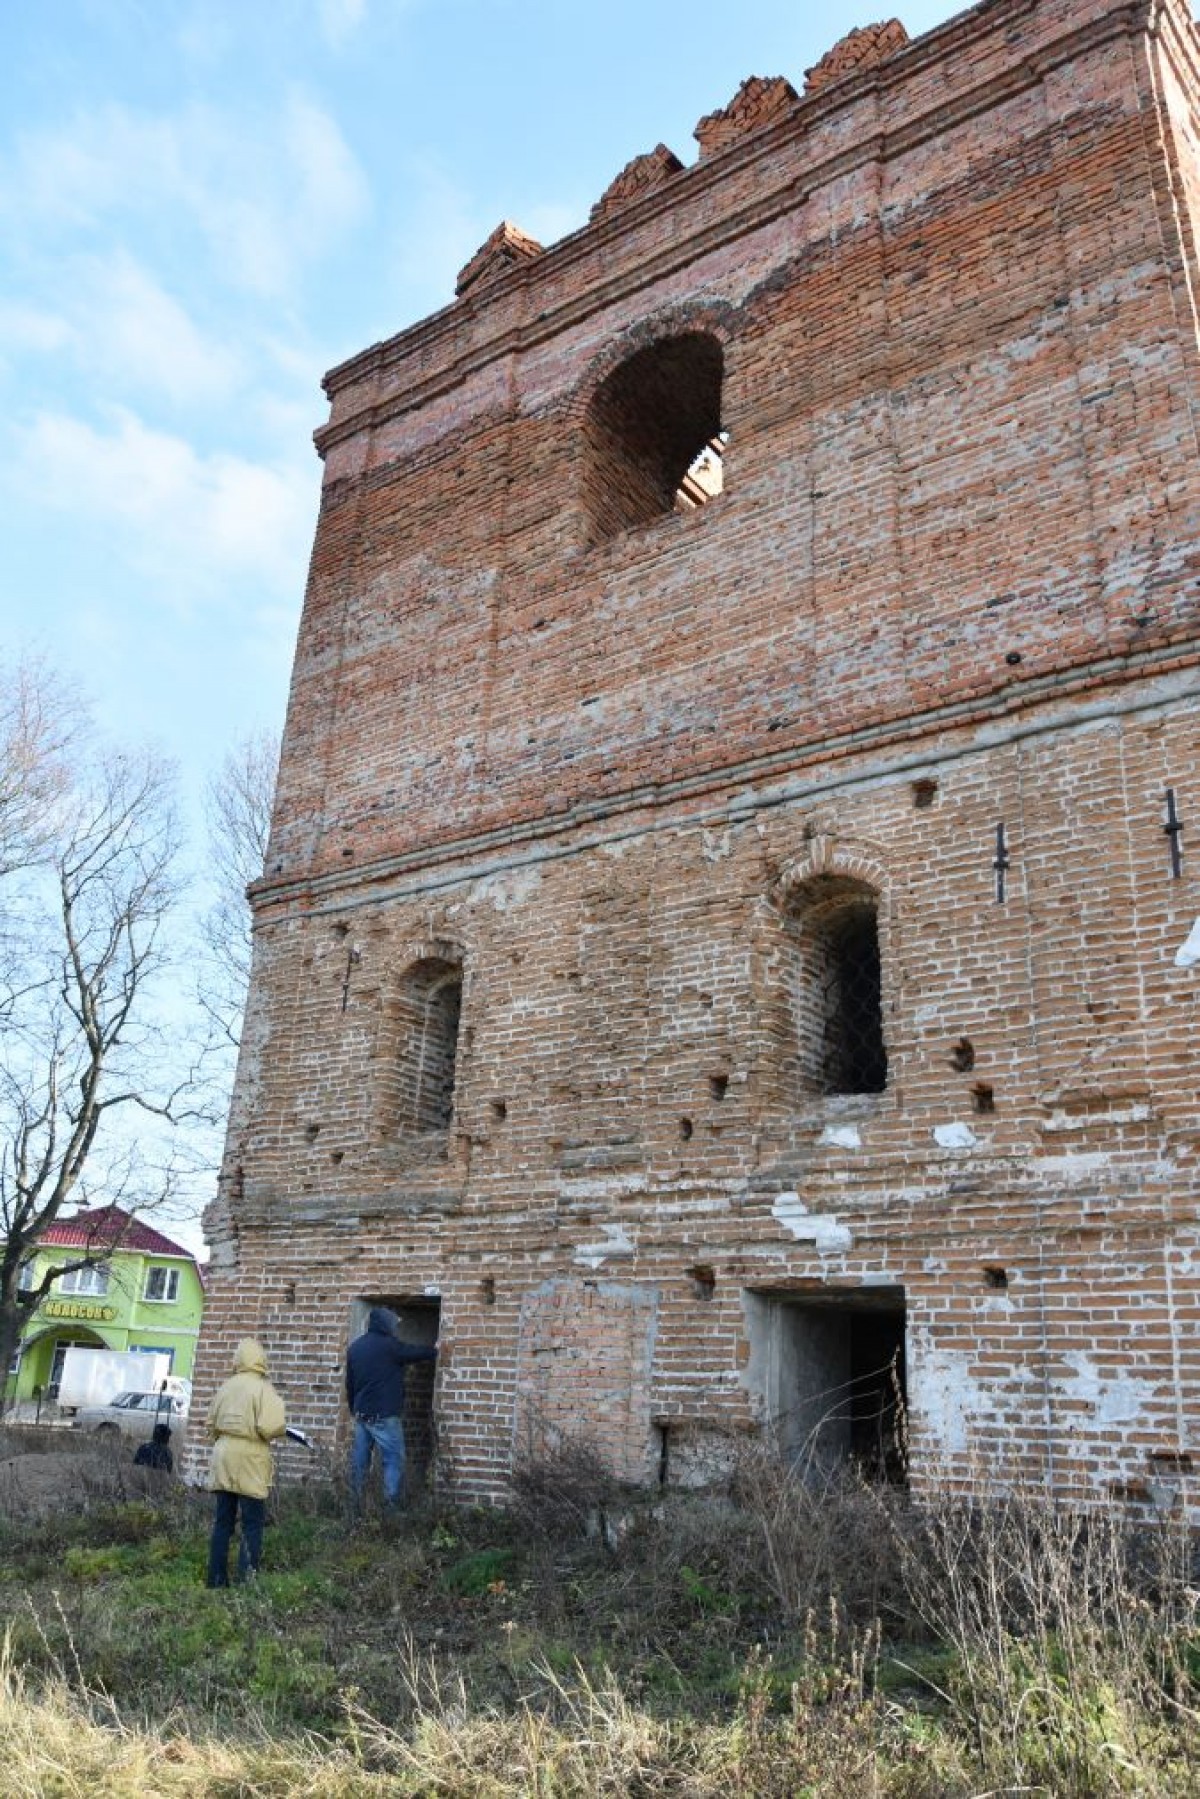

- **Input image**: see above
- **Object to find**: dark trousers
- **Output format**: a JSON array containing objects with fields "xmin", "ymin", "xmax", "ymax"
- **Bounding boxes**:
[{"xmin": 206, "ymin": 1490, "xmax": 265, "ymax": 1587}]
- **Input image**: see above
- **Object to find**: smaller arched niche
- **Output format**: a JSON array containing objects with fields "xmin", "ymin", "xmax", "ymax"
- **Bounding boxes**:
[
  {"xmin": 380, "ymin": 954, "xmax": 464, "ymax": 1138},
  {"xmin": 583, "ymin": 331, "xmax": 726, "ymax": 543}
]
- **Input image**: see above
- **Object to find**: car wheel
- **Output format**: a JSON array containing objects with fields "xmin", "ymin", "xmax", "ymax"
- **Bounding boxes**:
[{"xmin": 94, "ymin": 1422, "xmax": 119, "ymax": 1437}]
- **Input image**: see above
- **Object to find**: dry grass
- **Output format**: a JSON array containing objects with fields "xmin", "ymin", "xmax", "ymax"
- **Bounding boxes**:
[
  {"xmin": 0, "ymin": 1432, "xmax": 1196, "ymax": 1796},
  {"xmin": 0, "ymin": 1634, "xmax": 393, "ymax": 1798},
  {"xmin": 0, "ymin": 1627, "xmax": 961, "ymax": 1799}
]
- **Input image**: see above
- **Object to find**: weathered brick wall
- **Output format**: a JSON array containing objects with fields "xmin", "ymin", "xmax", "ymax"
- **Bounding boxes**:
[{"xmin": 194, "ymin": 0, "xmax": 1200, "ymax": 1511}]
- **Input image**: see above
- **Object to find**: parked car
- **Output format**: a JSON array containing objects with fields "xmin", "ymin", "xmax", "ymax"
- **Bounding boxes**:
[{"xmin": 72, "ymin": 1389, "xmax": 189, "ymax": 1440}]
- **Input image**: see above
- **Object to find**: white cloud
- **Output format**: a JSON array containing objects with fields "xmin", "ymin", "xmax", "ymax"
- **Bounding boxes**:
[
  {"xmin": 390, "ymin": 159, "xmax": 483, "ymax": 311},
  {"xmin": 318, "ymin": 0, "xmax": 368, "ymax": 48},
  {"xmin": 13, "ymin": 407, "xmax": 315, "ymax": 601},
  {"xmin": 73, "ymin": 253, "xmax": 243, "ymax": 405},
  {"xmin": 385, "ymin": 160, "xmax": 587, "ymax": 326},
  {"xmin": 3, "ymin": 95, "xmax": 370, "ymax": 299},
  {"xmin": 0, "ymin": 302, "xmax": 73, "ymax": 357},
  {"xmin": 281, "ymin": 93, "xmax": 369, "ymax": 251}
]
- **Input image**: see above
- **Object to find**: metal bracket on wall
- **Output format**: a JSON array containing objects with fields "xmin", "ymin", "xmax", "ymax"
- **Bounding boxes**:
[
  {"xmin": 993, "ymin": 822, "xmax": 1010, "ymax": 904},
  {"xmin": 1164, "ymin": 788, "xmax": 1184, "ymax": 879}
]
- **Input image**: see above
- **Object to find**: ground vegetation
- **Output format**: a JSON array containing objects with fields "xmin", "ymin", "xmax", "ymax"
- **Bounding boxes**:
[{"xmin": 0, "ymin": 1429, "xmax": 1195, "ymax": 1795}]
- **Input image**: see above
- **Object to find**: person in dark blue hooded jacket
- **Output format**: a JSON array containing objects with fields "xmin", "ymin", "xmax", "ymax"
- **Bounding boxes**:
[{"xmin": 345, "ymin": 1307, "xmax": 438, "ymax": 1512}]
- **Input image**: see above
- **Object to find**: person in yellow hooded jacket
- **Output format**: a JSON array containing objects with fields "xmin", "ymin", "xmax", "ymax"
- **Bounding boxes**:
[{"xmin": 205, "ymin": 1339, "xmax": 287, "ymax": 1587}]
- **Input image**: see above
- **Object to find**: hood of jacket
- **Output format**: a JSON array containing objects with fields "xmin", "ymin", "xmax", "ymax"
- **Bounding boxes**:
[
  {"xmin": 367, "ymin": 1307, "xmax": 399, "ymax": 1336},
  {"xmin": 233, "ymin": 1338, "xmax": 268, "ymax": 1376}
]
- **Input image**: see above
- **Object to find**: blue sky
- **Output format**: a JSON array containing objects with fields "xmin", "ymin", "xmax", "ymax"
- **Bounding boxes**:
[{"xmin": 1, "ymin": 1, "xmax": 960, "ymax": 1249}]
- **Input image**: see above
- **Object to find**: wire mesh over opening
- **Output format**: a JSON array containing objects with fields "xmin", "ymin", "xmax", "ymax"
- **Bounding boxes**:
[
  {"xmin": 819, "ymin": 903, "xmax": 887, "ymax": 1096},
  {"xmin": 785, "ymin": 875, "xmax": 888, "ymax": 1099}
]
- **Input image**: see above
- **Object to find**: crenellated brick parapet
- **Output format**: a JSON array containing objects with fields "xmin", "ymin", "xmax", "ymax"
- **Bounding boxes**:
[
  {"xmin": 591, "ymin": 143, "xmax": 685, "ymax": 223},
  {"xmin": 804, "ymin": 19, "xmax": 910, "ymax": 94},
  {"xmin": 692, "ymin": 74, "xmax": 800, "ymax": 159},
  {"xmin": 455, "ymin": 220, "xmax": 544, "ymax": 298}
]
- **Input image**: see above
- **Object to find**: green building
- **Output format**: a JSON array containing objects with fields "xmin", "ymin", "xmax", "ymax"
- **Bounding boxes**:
[{"xmin": 8, "ymin": 1205, "xmax": 205, "ymax": 1406}]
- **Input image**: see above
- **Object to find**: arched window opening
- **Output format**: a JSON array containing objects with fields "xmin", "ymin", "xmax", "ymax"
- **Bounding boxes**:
[
  {"xmin": 787, "ymin": 876, "xmax": 888, "ymax": 1098},
  {"xmin": 584, "ymin": 332, "xmax": 725, "ymax": 542},
  {"xmin": 388, "ymin": 957, "xmax": 463, "ymax": 1135},
  {"xmin": 818, "ymin": 904, "xmax": 886, "ymax": 1095}
]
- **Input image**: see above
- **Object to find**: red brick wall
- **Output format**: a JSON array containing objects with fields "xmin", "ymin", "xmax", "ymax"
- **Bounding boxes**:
[{"xmin": 194, "ymin": 0, "xmax": 1200, "ymax": 1511}]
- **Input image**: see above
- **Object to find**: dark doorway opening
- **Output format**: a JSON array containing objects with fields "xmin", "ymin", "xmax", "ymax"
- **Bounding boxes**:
[
  {"xmin": 348, "ymin": 1295, "xmax": 441, "ymax": 1497},
  {"xmin": 743, "ymin": 1286, "xmax": 907, "ymax": 1483}
]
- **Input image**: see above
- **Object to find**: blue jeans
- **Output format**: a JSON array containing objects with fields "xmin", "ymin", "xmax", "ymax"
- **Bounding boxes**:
[
  {"xmin": 206, "ymin": 1491, "xmax": 265, "ymax": 1586},
  {"xmin": 351, "ymin": 1415, "xmax": 406, "ymax": 1510}
]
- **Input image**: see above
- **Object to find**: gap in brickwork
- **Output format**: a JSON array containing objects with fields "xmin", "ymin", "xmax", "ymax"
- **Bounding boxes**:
[
  {"xmin": 745, "ymin": 1287, "xmax": 907, "ymax": 1484},
  {"xmin": 584, "ymin": 332, "xmax": 724, "ymax": 542},
  {"xmin": 349, "ymin": 1296, "xmax": 441, "ymax": 1492}
]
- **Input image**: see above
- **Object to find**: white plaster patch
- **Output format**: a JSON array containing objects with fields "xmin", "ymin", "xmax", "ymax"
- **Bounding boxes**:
[
  {"xmin": 559, "ymin": 1175, "xmax": 645, "ymax": 1202},
  {"xmin": 472, "ymin": 865, "xmax": 543, "ymax": 911},
  {"xmin": 422, "ymin": 1285, "xmax": 441, "ymax": 1297},
  {"xmin": 933, "ymin": 1121, "xmax": 978, "ymax": 1150},
  {"xmin": 1174, "ymin": 917, "xmax": 1200, "ymax": 967},
  {"xmin": 771, "ymin": 1191, "xmax": 853, "ymax": 1252},
  {"xmin": 819, "ymin": 1124, "xmax": 862, "ymax": 1150},
  {"xmin": 1059, "ymin": 1353, "xmax": 1154, "ymax": 1427},
  {"xmin": 1037, "ymin": 1150, "xmax": 1116, "ymax": 1180},
  {"xmin": 701, "ymin": 827, "xmax": 734, "ymax": 863},
  {"xmin": 908, "ymin": 1342, "xmax": 1035, "ymax": 1459},
  {"xmin": 1043, "ymin": 1102, "xmax": 1152, "ymax": 1132},
  {"xmin": 573, "ymin": 1222, "xmax": 636, "ymax": 1268}
]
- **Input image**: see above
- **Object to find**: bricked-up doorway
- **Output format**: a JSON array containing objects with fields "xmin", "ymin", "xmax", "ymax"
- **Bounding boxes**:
[
  {"xmin": 744, "ymin": 1288, "xmax": 907, "ymax": 1483},
  {"xmin": 348, "ymin": 1295, "xmax": 440, "ymax": 1495}
]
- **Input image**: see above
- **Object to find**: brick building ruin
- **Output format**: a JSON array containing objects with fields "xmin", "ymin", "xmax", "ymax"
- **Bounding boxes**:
[{"xmin": 195, "ymin": 0, "xmax": 1200, "ymax": 1508}]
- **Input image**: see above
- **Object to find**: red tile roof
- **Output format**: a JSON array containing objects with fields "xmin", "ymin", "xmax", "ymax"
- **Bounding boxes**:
[{"xmin": 39, "ymin": 1205, "xmax": 197, "ymax": 1263}]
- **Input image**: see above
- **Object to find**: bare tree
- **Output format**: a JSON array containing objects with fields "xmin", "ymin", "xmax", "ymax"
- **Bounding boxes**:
[
  {"xmin": 201, "ymin": 729, "xmax": 278, "ymax": 1047},
  {"xmin": 0, "ymin": 724, "xmax": 191, "ymax": 1403},
  {"xmin": 0, "ymin": 658, "xmax": 79, "ymax": 879}
]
